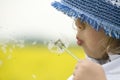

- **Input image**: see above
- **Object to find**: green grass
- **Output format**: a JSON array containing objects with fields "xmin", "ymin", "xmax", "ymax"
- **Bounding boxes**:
[{"xmin": 0, "ymin": 45, "xmax": 85, "ymax": 80}]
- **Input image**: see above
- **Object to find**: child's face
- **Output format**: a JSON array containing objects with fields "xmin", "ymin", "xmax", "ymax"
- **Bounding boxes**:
[{"xmin": 75, "ymin": 19, "xmax": 107, "ymax": 59}]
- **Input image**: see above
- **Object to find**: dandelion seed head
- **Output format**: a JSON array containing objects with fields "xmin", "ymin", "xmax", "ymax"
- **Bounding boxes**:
[{"xmin": 47, "ymin": 38, "xmax": 69, "ymax": 54}]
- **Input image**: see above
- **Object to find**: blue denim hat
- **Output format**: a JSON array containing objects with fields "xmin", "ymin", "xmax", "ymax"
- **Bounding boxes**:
[{"xmin": 51, "ymin": 0, "xmax": 120, "ymax": 39}]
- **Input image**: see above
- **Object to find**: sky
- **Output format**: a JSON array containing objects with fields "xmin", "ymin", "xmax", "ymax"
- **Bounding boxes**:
[{"xmin": 0, "ymin": 0, "xmax": 76, "ymax": 41}]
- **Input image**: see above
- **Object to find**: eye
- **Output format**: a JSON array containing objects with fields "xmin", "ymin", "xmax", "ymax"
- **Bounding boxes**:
[{"xmin": 75, "ymin": 19, "xmax": 85, "ymax": 30}]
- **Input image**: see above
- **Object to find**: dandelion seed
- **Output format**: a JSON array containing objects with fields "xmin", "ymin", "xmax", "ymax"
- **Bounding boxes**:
[{"xmin": 0, "ymin": 27, "xmax": 26, "ymax": 53}]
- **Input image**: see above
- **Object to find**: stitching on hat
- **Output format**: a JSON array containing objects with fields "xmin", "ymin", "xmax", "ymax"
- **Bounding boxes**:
[{"xmin": 64, "ymin": 0, "xmax": 120, "ymax": 26}]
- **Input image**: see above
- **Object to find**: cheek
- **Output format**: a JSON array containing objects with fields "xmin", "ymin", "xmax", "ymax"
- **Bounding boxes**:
[
  {"xmin": 84, "ymin": 29, "xmax": 106, "ymax": 50},
  {"xmin": 85, "ymin": 34, "xmax": 99, "ymax": 47}
]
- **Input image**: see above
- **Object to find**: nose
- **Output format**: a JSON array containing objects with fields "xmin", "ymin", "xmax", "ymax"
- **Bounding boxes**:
[{"xmin": 76, "ymin": 32, "xmax": 79, "ymax": 40}]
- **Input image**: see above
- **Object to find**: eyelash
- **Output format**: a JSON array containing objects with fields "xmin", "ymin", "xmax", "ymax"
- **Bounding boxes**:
[{"xmin": 75, "ymin": 20, "xmax": 85, "ymax": 30}]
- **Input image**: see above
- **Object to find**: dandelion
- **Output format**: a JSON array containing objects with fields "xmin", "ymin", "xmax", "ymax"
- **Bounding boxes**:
[
  {"xmin": 48, "ymin": 39, "xmax": 65, "ymax": 54},
  {"xmin": 47, "ymin": 39, "xmax": 79, "ymax": 61}
]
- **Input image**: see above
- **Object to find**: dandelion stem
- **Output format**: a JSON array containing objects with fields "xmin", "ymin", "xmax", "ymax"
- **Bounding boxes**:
[{"xmin": 63, "ymin": 47, "xmax": 79, "ymax": 61}]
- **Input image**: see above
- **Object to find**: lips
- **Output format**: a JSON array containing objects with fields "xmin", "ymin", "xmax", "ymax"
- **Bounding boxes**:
[{"xmin": 76, "ymin": 37, "xmax": 83, "ymax": 45}]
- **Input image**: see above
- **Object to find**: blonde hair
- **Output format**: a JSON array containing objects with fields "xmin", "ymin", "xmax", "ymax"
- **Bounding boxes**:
[{"xmin": 106, "ymin": 37, "xmax": 120, "ymax": 54}]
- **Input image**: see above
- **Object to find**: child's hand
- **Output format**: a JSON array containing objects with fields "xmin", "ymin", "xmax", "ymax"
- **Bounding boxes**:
[{"xmin": 73, "ymin": 59, "xmax": 107, "ymax": 80}]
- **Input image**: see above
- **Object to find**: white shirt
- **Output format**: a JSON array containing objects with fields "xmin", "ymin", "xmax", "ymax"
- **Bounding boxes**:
[
  {"xmin": 103, "ymin": 54, "xmax": 120, "ymax": 80},
  {"xmin": 67, "ymin": 54, "xmax": 120, "ymax": 80}
]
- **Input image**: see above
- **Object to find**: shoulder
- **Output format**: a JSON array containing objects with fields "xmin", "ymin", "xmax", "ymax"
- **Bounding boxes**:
[{"xmin": 103, "ymin": 55, "xmax": 120, "ymax": 80}]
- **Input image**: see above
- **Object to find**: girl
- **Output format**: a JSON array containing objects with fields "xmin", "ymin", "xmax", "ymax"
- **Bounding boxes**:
[{"xmin": 51, "ymin": 0, "xmax": 120, "ymax": 80}]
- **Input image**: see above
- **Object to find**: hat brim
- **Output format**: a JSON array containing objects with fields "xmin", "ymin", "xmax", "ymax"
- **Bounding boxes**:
[{"xmin": 51, "ymin": 1, "xmax": 120, "ymax": 39}]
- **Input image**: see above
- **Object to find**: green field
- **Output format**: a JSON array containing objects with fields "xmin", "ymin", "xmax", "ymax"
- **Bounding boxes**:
[{"xmin": 0, "ymin": 44, "xmax": 85, "ymax": 80}]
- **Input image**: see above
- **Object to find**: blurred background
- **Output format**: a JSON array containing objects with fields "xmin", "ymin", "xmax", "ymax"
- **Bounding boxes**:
[{"xmin": 0, "ymin": 0, "xmax": 85, "ymax": 80}]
